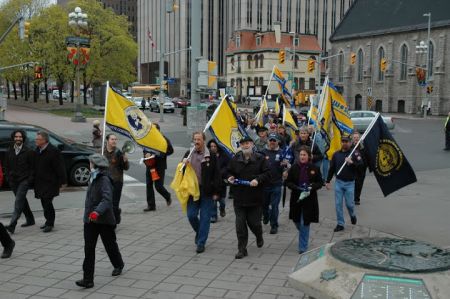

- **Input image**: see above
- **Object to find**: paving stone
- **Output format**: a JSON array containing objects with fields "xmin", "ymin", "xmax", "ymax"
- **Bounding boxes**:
[
  {"xmin": 176, "ymin": 284, "xmax": 204, "ymax": 295},
  {"xmin": 200, "ymin": 287, "xmax": 228, "ymax": 297},
  {"xmin": 37, "ymin": 287, "xmax": 68, "ymax": 297},
  {"xmin": 96, "ymin": 285, "xmax": 147, "ymax": 297},
  {"xmin": 16, "ymin": 285, "xmax": 47, "ymax": 295}
]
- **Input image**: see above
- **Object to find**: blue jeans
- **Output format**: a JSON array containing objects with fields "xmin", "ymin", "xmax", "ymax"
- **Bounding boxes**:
[
  {"xmin": 294, "ymin": 213, "xmax": 310, "ymax": 252},
  {"xmin": 321, "ymin": 158, "xmax": 329, "ymax": 181},
  {"xmin": 211, "ymin": 198, "xmax": 226, "ymax": 219},
  {"xmin": 263, "ymin": 185, "xmax": 282, "ymax": 228},
  {"xmin": 334, "ymin": 179, "xmax": 356, "ymax": 226},
  {"xmin": 187, "ymin": 196, "xmax": 213, "ymax": 246}
]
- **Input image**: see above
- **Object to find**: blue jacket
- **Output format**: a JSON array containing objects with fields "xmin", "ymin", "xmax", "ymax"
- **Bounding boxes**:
[{"xmin": 261, "ymin": 147, "xmax": 284, "ymax": 186}]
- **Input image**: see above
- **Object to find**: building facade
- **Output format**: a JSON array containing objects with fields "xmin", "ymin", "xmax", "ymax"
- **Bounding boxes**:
[
  {"xmin": 329, "ymin": 0, "xmax": 450, "ymax": 115},
  {"xmin": 138, "ymin": 0, "xmax": 354, "ymax": 97},
  {"xmin": 58, "ymin": 0, "xmax": 137, "ymax": 39},
  {"xmin": 226, "ymin": 30, "xmax": 321, "ymax": 102}
]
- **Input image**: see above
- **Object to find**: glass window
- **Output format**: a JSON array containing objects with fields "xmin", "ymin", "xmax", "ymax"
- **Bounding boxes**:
[
  {"xmin": 378, "ymin": 47, "xmax": 385, "ymax": 81},
  {"xmin": 259, "ymin": 54, "xmax": 264, "ymax": 68},
  {"xmin": 247, "ymin": 55, "xmax": 252, "ymax": 69},
  {"xmin": 254, "ymin": 77, "xmax": 258, "ymax": 86},
  {"xmin": 428, "ymin": 41, "xmax": 434, "ymax": 77},
  {"xmin": 400, "ymin": 44, "xmax": 408, "ymax": 80},
  {"xmin": 256, "ymin": 36, "xmax": 261, "ymax": 46},
  {"xmin": 294, "ymin": 55, "xmax": 299, "ymax": 69},
  {"xmin": 357, "ymin": 49, "xmax": 363, "ymax": 82},
  {"xmin": 309, "ymin": 78, "xmax": 315, "ymax": 90},
  {"xmin": 254, "ymin": 55, "xmax": 259, "ymax": 68},
  {"xmin": 338, "ymin": 51, "xmax": 344, "ymax": 82},
  {"xmin": 236, "ymin": 35, "xmax": 241, "ymax": 48},
  {"xmin": 259, "ymin": 77, "xmax": 264, "ymax": 86}
]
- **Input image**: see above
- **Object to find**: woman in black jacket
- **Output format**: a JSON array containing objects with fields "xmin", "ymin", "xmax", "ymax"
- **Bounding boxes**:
[
  {"xmin": 76, "ymin": 154, "xmax": 124, "ymax": 289},
  {"xmin": 285, "ymin": 146, "xmax": 323, "ymax": 254}
]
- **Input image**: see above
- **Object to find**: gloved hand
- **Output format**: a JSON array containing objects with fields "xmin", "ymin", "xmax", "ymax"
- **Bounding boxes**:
[{"xmin": 89, "ymin": 211, "xmax": 99, "ymax": 222}]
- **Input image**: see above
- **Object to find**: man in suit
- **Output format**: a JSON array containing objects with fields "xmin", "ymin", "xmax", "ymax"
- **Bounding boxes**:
[{"xmin": 34, "ymin": 131, "xmax": 67, "ymax": 233}]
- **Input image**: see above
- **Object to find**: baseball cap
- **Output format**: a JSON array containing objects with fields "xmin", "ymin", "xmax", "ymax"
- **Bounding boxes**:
[{"xmin": 268, "ymin": 133, "xmax": 279, "ymax": 141}]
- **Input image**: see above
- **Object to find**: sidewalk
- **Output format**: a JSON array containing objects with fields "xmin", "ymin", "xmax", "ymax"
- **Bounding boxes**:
[{"xmin": 0, "ymin": 196, "xmax": 397, "ymax": 299}]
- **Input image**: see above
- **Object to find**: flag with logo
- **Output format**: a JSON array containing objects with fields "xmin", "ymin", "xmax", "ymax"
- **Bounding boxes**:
[
  {"xmin": 318, "ymin": 81, "xmax": 354, "ymax": 159},
  {"xmin": 206, "ymin": 96, "xmax": 250, "ymax": 156},
  {"xmin": 363, "ymin": 115, "xmax": 417, "ymax": 196},
  {"xmin": 105, "ymin": 83, "xmax": 167, "ymax": 155},
  {"xmin": 273, "ymin": 65, "xmax": 293, "ymax": 106}
]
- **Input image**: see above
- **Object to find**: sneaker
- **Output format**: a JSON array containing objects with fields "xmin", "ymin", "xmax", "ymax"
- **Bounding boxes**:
[
  {"xmin": 351, "ymin": 216, "xmax": 357, "ymax": 225},
  {"xmin": 43, "ymin": 226, "xmax": 53, "ymax": 233},
  {"xmin": 1, "ymin": 240, "xmax": 15, "ymax": 258},
  {"xmin": 235, "ymin": 249, "xmax": 248, "ymax": 259},
  {"xmin": 256, "ymin": 235, "xmax": 264, "ymax": 248},
  {"xmin": 143, "ymin": 207, "xmax": 156, "ymax": 212},
  {"xmin": 270, "ymin": 227, "xmax": 278, "ymax": 234},
  {"xmin": 196, "ymin": 245, "xmax": 205, "ymax": 254},
  {"xmin": 20, "ymin": 221, "xmax": 35, "ymax": 227},
  {"xmin": 5, "ymin": 225, "xmax": 15, "ymax": 234},
  {"xmin": 210, "ymin": 217, "xmax": 217, "ymax": 223},
  {"xmin": 75, "ymin": 279, "xmax": 94, "ymax": 289},
  {"xmin": 333, "ymin": 225, "xmax": 344, "ymax": 232},
  {"xmin": 112, "ymin": 264, "xmax": 124, "ymax": 276},
  {"xmin": 219, "ymin": 207, "xmax": 226, "ymax": 217}
]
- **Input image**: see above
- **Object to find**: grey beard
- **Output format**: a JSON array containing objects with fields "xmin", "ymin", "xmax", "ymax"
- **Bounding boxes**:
[{"xmin": 242, "ymin": 147, "xmax": 253, "ymax": 157}]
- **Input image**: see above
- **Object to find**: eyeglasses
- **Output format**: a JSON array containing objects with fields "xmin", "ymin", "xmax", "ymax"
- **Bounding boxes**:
[{"xmin": 269, "ymin": 139, "xmax": 278, "ymax": 142}]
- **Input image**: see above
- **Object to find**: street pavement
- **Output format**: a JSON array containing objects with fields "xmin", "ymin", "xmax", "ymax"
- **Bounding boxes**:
[{"xmin": 0, "ymin": 103, "xmax": 449, "ymax": 298}]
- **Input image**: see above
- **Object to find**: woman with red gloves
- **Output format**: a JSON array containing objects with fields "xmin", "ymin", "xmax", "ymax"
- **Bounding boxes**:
[{"xmin": 76, "ymin": 154, "xmax": 124, "ymax": 289}]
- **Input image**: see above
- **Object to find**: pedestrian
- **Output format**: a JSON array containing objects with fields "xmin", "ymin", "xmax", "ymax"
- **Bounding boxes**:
[
  {"xmin": 103, "ymin": 134, "xmax": 129, "ymax": 224},
  {"xmin": 76, "ymin": 154, "xmax": 124, "ymax": 289},
  {"xmin": 227, "ymin": 137, "xmax": 271, "ymax": 259},
  {"xmin": 261, "ymin": 133, "xmax": 288, "ymax": 234},
  {"xmin": 92, "ymin": 120, "xmax": 102, "ymax": 150},
  {"xmin": 34, "ymin": 131, "xmax": 67, "ymax": 233},
  {"xmin": 444, "ymin": 112, "xmax": 450, "ymax": 151},
  {"xmin": 352, "ymin": 131, "xmax": 367, "ymax": 205},
  {"xmin": 285, "ymin": 146, "xmax": 323, "ymax": 253},
  {"xmin": 247, "ymin": 96, "xmax": 251, "ymax": 106},
  {"xmin": 292, "ymin": 126, "xmax": 323, "ymax": 166},
  {"xmin": 277, "ymin": 124, "xmax": 291, "ymax": 149},
  {"xmin": 4, "ymin": 130, "xmax": 35, "ymax": 234},
  {"xmin": 254, "ymin": 127, "xmax": 269, "ymax": 152},
  {"xmin": 141, "ymin": 98, "xmax": 146, "ymax": 110},
  {"xmin": 207, "ymin": 139, "xmax": 230, "ymax": 223},
  {"xmin": 325, "ymin": 134, "xmax": 362, "ymax": 232},
  {"xmin": 183, "ymin": 132, "xmax": 222, "ymax": 254},
  {"xmin": 143, "ymin": 124, "xmax": 174, "ymax": 211}
]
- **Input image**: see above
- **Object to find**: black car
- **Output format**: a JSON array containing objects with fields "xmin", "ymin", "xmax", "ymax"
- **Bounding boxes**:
[{"xmin": 0, "ymin": 121, "xmax": 95, "ymax": 186}]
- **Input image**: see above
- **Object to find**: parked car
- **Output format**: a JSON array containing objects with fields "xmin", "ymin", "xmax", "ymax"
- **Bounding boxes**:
[
  {"xmin": 52, "ymin": 90, "xmax": 68, "ymax": 100},
  {"xmin": 149, "ymin": 99, "xmax": 175, "ymax": 113},
  {"xmin": 0, "ymin": 121, "xmax": 95, "ymax": 186},
  {"xmin": 350, "ymin": 110, "xmax": 395, "ymax": 132},
  {"xmin": 133, "ymin": 97, "xmax": 149, "ymax": 109},
  {"xmin": 172, "ymin": 97, "xmax": 190, "ymax": 108}
]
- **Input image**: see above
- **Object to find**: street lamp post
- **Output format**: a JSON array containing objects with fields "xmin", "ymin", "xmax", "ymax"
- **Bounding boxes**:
[
  {"xmin": 289, "ymin": 31, "xmax": 296, "ymax": 105},
  {"xmin": 424, "ymin": 12, "xmax": 431, "ymax": 118},
  {"xmin": 68, "ymin": 7, "xmax": 87, "ymax": 123}
]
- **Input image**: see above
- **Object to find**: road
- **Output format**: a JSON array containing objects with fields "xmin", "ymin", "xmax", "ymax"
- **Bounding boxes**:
[{"xmin": 2, "ymin": 105, "xmax": 450, "ymax": 247}]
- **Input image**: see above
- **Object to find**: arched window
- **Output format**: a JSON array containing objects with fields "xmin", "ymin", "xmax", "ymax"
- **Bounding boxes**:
[
  {"xmin": 428, "ymin": 41, "xmax": 434, "ymax": 77},
  {"xmin": 357, "ymin": 49, "xmax": 363, "ymax": 82},
  {"xmin": 378, "ymin": 47, "xmax": 385, "ymax": 81},
  {"xmin": 254, "ymin": 55, "xmax": 259, "ymax": 68},
  {"xmin": 259, "ymin": 77, "xmax": 264, "ymax": 86},
  {"xmin": 338, "ymin": 51, "xmax": 344, "ymax": 82},
  {"xmin": 247, "ymin": 55, "xmax": 252, "ymax": 69},
  {"xmin": 294, "ymin": 55, "xmax": 299, "ymax": 69},
  {"xmin": 400, "ymin": 44, "xmax": 408, "ymax": 80},
  {"xmin": 259, "ymin": 54, "xmax": 264, "ymax": 68}
]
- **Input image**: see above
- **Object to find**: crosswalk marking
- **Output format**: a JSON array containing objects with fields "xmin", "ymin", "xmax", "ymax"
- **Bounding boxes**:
[{"xmin": 123, "ymin": 174, "xmax": 145, "ymax": 187}]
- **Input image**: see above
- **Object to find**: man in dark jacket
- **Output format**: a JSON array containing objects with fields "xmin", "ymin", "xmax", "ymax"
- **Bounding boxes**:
[
  {"xmin": 292, "ymin": 126, "xmax": 323, "ymax": 165},
  {"xmin": 143, "ymin": 124, "xmax": 174, "ymax": 211},
  {"xmin": 104, "ymin": 134, "xmax": 129, "ymax": 224},
  {"xmin": 5, "ymin": 130, "xmax": 35, "ymax": 234},
  {"xmin": 352, "ymin": 132, "xmax": 367, "ymax": 205},
  {"xmin": 34, "ymin": 131, "xmax": 67, "ymax": 233},
  {"xmin": 227, "ymin": 137, "xmax": 271, "ymax": 259},
  {"xmin": 183, "ymin": 132, "xmax": 221, "ymax": 254},
  {"xmin": 76, "ymin": 154, "xmax": 124, "ymax": 289},
  {"xmin": 325, "ymin": 135, "xmax": 362, "ymax": 232},
  {"xmin": 261, "ymin": 133, "xmax": 288, "ymax": 234}
]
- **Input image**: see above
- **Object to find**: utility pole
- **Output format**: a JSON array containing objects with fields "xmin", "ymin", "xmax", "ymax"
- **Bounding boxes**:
[
  {"xmin": 424, "ymin": 12, "xmax": 431, "ymax": 118},
  {"xmin": 158, "ymin": 0, "xmax": 166, "ymax": 122},
  {"xmin": 190, "ymin": 0, "xmax": 201, "ymax": 107}
]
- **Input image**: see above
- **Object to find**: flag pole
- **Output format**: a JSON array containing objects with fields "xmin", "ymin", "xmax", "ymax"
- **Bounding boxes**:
[
  {"xmin": 264, "ymin": 65, "xmax": 275, "ymax": 99},
  {"xmin": 101, "ymin": 81, "xmax": 110, "ymax": 155},
  {"xmin": 336, "ymin": 113, "xmax": 380, "ymax": 176}
]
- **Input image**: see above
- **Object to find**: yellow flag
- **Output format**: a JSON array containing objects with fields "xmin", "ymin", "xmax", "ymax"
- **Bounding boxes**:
[
  {"xmin": 274, "ymin": 99, "xmax": 280, "ymax": 116},
  {"xmin": 282, "ymin": 104, "xmax": 298, "ymax": 131},
  {"xmin": 206, "ymin": 97, "xmax": 249, "ymax": 156},
  {"xmin": 170, "ymin": 163, "xmax": 200, "ymax": 213},
  {"xmin": 105, "ymin": 85, "xmax": 167, "ymax": 154}
]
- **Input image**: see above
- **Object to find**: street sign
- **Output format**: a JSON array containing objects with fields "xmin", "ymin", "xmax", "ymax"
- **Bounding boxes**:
[
  {"xmin": 167, "ymin": 78, "xmax": 176, "ymax": 84},
  {"xmin": 367, "ymin": 87, "xmax": 372, "ymax": 96},
  {"xmin": 66, "ymin": 36, "xmax": 90, "ymax": 47}
]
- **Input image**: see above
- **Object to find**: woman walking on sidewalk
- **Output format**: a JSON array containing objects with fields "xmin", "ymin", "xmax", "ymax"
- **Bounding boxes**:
[{"xmin": 76, "ymin": 154, "xmax": 124, "ymax": 289}]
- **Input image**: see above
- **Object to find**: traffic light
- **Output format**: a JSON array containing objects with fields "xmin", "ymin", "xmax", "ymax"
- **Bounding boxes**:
[
  {"xmin": 208, "ymin": 61, "xmax": 217, "ymax": 89},
  {"xmin": 426, "ymin": 85, "xmax": 433, "ymax": 94},
  {"xmin": 278, "ymin": 49, "xmax": 285, "ymax": 64},
  {"xmin": 24, "ymin": 21, "xmax": 30, "ymax": 39},
  {"xmin": 350, "ymin": 52, "xmax": 356, "ymax": 65},
  {"xmin": 380, "ymin": 58, "xmax": 387, "ymax": 72},
  {"xmin": 307, "ymin": 58, "xmax": 315, "ymax": 73},
  {"xmin": 34, "ymin": 66, "xmax": 43, "ymax": 80}
]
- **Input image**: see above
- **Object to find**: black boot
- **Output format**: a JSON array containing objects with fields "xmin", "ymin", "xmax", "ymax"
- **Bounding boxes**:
[{"xmin": 75, "ymin": 279, "xmax": 94, "ymax": 288}]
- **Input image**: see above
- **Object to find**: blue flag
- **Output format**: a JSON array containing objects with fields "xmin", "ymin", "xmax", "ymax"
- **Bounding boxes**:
[{"xmin": 363, "ymin": 116, "xmax": 417, "ymax": 196}]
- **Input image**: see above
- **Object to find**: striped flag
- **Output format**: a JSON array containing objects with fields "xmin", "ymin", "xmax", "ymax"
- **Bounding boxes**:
[{"xmin": 147, "ymin": 28, "xmax": 156, "ymax": 48}]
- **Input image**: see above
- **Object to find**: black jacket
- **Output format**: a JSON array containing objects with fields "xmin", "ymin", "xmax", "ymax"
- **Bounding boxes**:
[
  {"xmin": 227, "ymin": 151, "xmax": 271, "ymax": 207},
  {"xmin": 293, "ymin": 139, "xmax": 323, "ymax": 163},
  {"xmin": 285, "ymin": 163, "xmax": 323, "ymax": 225},
  {"xmin": 34, "ymin": 143, "xmax": 67, "ymax": 199},
  {"xmin": 83, "ymin": 169, "xmax": 115, "ymax": 225},
  {"xmin": 4, "ymin": 144, "xmax": 34, "ymax": 184},
  {"xmin": 326, "ymin": 149, "xmax": 363, "ymax": 183},
  {"xmin": 183, "ymin": 150, "xmax": 222, "ymax": 198},
  {"xmin": 145, "ymin": 136, "xmax": 174, "ymax": 174}
]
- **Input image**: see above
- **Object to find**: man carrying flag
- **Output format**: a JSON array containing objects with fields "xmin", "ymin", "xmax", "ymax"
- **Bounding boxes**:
[{"xmin": 362, "ymin": 114, "xmax": 417, "ymax": 197}]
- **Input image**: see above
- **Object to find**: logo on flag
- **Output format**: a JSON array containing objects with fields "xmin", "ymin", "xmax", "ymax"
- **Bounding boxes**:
[
  {"xmin": 376, "ymin": 139, "xmax": 403, "ymax": 176},
  {"xmin": 125, "ymin": 106, "xmax": 151, "ymax": 139}
]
